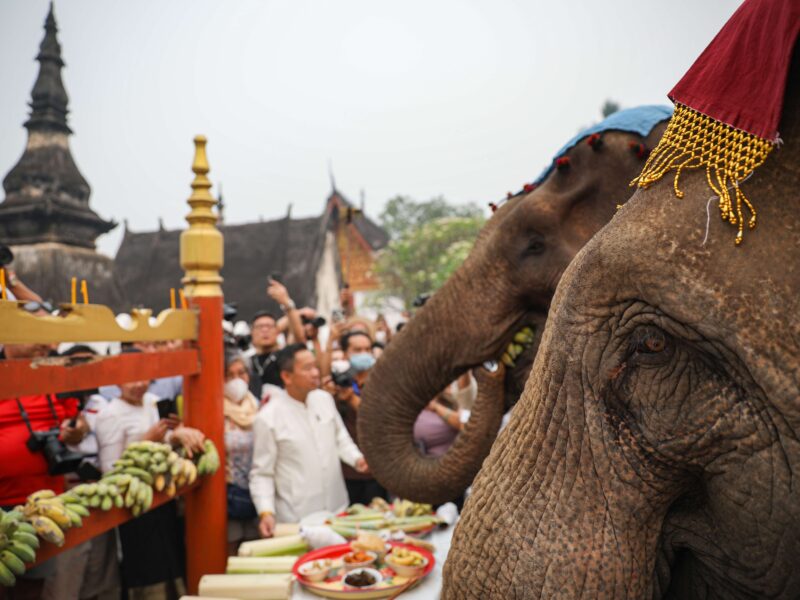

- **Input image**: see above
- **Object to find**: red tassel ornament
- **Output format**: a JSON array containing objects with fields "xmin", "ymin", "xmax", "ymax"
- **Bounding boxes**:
[{"xmin": 587, "ymin": 133, "xmax": 603, "ymax": 149}]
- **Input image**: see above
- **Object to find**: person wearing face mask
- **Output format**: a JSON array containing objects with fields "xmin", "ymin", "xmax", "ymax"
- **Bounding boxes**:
[
  {"xmin": 337, "ymin": 332, "xmax": 387, "ymax": 505},
  {"xmin": 223, "ymin": 353, "xmax": 261, "ymax": 554}
]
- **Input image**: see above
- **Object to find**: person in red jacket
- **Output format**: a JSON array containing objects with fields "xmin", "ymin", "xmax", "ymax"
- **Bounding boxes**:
[{"xmin": 0, "ymin": 342, "xmax": 88, "ymax": 599}]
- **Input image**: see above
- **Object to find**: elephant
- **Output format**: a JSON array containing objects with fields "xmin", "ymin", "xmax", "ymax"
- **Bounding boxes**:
[
  {"xmin": 358, "ymin": 107, "xmax": 670, "ymax": 505},
  {"xmin": 442, "ymin": 35, "xmax": 800, "ymax": 600}
]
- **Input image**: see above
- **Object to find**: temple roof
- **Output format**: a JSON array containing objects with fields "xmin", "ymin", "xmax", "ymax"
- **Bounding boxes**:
[
  {"xmin": 326, "ymin": 189, "xmax": 390, "ymax": 251},
  {"xmin": 115, "ymin": 214, "xmax": 336, "ymax": 321}
]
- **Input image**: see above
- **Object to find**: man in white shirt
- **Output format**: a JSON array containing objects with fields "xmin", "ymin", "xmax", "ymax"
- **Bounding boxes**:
[{"xmin": 250, "ymin": 344, "xmax": 368, "ymax": 537}]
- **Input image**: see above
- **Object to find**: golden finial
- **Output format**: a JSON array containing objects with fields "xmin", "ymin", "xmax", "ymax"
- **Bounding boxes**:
[{"xmin": 180, "ymin": 135, "xmax": 224, "ymax": 297}]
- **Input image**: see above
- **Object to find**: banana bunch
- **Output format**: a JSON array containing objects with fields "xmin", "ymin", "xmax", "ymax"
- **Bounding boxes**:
[
  {"xmin": 501, "ymin": 325, "xmax": 536, "ymax": 368},
  {"xmin": 195, "ymin": 439, "xmax": 220, "ymax": 476},
  {"xmin": 0, "ymin": 508, "xmax": 39, "ymax": 587},
  {"xmin": 107, "ymin": 440, "xmax": 194, "ymax": 498},
  {"xmin": 70, "ymin": 476, "xmax": 143, "ymax": 513},
  {"xmin": 392, "ymin": 499, "xmax": 433, "ymax": 518},
  {"xmin": 19, "ymin": 490, "xmax": 83, "ymax": 548}
]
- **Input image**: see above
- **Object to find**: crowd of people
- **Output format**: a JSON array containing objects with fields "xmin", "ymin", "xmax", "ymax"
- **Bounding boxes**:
[{"xmin": 0, "ymin": 271, "xmax": 477, "ymax": 600}]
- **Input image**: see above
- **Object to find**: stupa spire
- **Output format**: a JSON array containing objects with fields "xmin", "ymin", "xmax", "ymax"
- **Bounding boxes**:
[
  {"xmin": 26, "ymin": 2, "xmax": 71, "ymax": 134},
  {"xmin": 0, "ymin": 3, "xmax": 115, "ymax": 248}
]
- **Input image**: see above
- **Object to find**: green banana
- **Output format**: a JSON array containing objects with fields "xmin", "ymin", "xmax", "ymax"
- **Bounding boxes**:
[
  {"xmin": 88, "ymin": 494, "xmax": 101, "ymax": 508},
  {"xmin": 0, "ymin": 550, "xmax": 26, "ymax": 576},
  {"xmin": 64, "ymin": 506, "xmax": 83, "ymax": 527},
  {"xmin": 65, "ymin": 503, "xmax": 89, "ymax": 518},
  {"xmin": 7, "ymin": 540, "xmax": 36, "ymax": 563},
  {"xmin": 14, "ymin": 523, "xmax": 35, "ymax": 536},
  {"xmin": 100, "ymin": 496, "xmax": 113, "ymax": 511},
  {"xmin": 11, "ymin": 532, "xmax": 39, "ymax": 551},
  {"xmin": 122, "ymin": 467, "xmax": 153, "ymax": 485},
  {"xmin": 0, "ymin": 559, "xmax": 16, "ymax": 586},
  {"xmin": 114, "ymin": 494, "xmax": 124, "ymax": 509}
]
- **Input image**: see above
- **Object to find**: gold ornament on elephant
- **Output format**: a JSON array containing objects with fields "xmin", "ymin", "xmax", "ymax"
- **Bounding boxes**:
[{"xmin": 631, "ymin": 103, "xmax": 774, "ymax": 245}]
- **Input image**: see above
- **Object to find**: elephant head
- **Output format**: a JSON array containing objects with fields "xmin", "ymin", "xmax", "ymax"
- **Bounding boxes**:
[
  {"xmin": 359, "ymin": 108, "xmax": 669, "ymax": 504},
  {"xmin": 443, "ymin": 37, "xmax": 800, "ymax": 600}
]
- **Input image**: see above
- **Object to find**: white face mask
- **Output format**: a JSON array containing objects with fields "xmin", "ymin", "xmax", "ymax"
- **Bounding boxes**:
[
  {"xmin": 375, "ymin": 331, "xmax": 387, "ymax": 344},
  {"xmin": 224, "ymin": 377, "xmax": 249, "ymax": 403}
]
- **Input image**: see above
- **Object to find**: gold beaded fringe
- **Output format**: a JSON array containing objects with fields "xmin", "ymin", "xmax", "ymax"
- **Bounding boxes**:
[{"xmin": 631, "ymin": 103, "xmax": 774, "ymax": 245}]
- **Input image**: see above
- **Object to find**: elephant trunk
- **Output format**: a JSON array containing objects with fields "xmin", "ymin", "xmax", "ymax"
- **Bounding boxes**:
[{"xmin": 358, "ymin": 265, "xmax": 514, "ymax": 504}]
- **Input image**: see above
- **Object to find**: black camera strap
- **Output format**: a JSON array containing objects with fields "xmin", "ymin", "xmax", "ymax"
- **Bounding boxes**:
[{"xmin": 16, "ymin": 395, "xmax": 60, "ymax": 436}]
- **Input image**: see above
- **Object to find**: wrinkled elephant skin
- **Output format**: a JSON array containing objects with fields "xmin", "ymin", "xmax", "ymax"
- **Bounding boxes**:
[{"xmin": 444, "ymin": 50, "xmax": 800, "ymax": 600}]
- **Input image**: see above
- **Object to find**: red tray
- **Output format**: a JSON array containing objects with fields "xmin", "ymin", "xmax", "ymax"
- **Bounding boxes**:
[{"xmin": 293, "ymin": 542, "xmax": 435, "ymax": 599}]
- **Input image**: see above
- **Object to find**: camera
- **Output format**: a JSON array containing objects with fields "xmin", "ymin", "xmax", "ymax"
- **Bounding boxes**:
[
  {"xmin": 27, "ymin": 429, "xmax": 85, "ymax": 475},
  {"xmin": 412, "ymin": 293, "xmax": 431, "ymax": 308},
  {"xmin": 0, "ymin": 243, "xmax": 13, "ymax": 267},
  {"xmin": 332, "ymin": 367, "xmax": 356, "ymax": 388},
  {"xmin": 301, "ymin": 314, "xmax": 327, "ymax": 328},
  {"xmin": 223, "ymin": 302, "xmax": 238, "ymax": 322}
]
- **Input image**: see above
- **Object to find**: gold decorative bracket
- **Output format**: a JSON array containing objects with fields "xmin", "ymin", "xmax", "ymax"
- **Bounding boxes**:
[
  {"xmin": 0, "ymin": 301, "xmax": 197, "ymax": 345},
  {"xmin": 180, "ymin": 135, "xmax": 224, "ymax": 297}
]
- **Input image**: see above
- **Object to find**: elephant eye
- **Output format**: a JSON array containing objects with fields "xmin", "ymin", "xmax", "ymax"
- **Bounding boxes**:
[
  {"xmin": 525, "ymin": 236, "xmax": 545, "ymax": 256},
  {"xmin": 628, "ymin": 326, "xmax": 672, "ymax": 364}
]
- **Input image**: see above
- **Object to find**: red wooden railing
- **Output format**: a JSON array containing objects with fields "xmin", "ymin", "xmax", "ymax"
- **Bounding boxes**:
[{"xmin": 0, "ymin": 135, "xmax": 227, "ymax": 594}]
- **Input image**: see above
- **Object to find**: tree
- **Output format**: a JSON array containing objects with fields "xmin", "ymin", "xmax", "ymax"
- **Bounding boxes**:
[
  {"xmin": 379, "ymin": 195, "xmax": 484, "ymax": 240},
  {"xmin": 375, "ymin": 197, "xmax": 485, "ymax": 307}
]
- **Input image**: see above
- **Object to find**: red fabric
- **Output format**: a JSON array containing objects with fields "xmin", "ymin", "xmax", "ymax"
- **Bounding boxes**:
[
  {"xmin": 669, "ymin": 0, "xmax": 800, "ymax": 140},
  {"xmin": 0, "ymin": 395, "xmax": 79, "ymax": 506}
]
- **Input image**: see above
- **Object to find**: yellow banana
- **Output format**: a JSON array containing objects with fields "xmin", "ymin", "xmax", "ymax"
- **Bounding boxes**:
[
  {"xmin": 30, "ymin": 516, "xmax": 64, "ymax": 546},
  {"xmin": 34, "ymin": 502, "xmax": 72, "ymax": 530},
  {"xmin": 27, "ymin": 490, "xmax": 56, "ymax": 503}
]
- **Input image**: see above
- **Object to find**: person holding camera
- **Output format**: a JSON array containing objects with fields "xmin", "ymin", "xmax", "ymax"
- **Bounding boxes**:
[
  {"xmin": 246, "ymin": 279, "xmax": 306, "ymax": 400},
  {"xmin": 223, "ymin": 352, "xmax": 260, "ymax": 555},
  {"xmin": 250, "ymin": 344, "xmax": 368, "ymax": 537}
]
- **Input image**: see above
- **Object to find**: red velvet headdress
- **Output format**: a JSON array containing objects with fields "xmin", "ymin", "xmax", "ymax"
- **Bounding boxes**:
[{"xmin": 633, "ymin": 0, "xmax": 800, "ymax": 244}]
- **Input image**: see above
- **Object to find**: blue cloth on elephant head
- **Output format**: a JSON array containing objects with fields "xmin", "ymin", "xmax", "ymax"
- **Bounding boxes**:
[{"xmin": 532, "ymin": 105, "xmax": 674, "ymax": 185}]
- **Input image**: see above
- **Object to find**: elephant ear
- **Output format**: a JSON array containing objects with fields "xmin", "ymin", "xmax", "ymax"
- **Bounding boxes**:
[{"xmin": 632, "ymin": 0, "xmax": 800, "ymax": 246}]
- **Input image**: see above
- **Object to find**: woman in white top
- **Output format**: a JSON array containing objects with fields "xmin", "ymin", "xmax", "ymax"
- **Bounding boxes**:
[{"xmin": 94, "ymin": 375, "xmax": 204, "ymax": 597}]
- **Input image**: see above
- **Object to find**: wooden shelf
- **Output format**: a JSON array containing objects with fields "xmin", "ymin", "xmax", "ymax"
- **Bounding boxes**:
[
  {"xmin": 31, "ymin": 481, "xmax": 201, "ymax": 567},
  {"xmin": 0, "ymin": 349, "xmax": 200, "ymax": 397}
]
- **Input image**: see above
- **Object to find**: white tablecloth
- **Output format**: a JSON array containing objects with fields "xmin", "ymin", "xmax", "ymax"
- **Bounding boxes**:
[{"xmin": 291, "ymin": 526, "xmax": 454, "ymax": 599}]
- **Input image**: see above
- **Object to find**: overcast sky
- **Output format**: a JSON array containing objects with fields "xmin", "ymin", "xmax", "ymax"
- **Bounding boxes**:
[{"xmin": 0, "ymin": 0, "xmax": 741, "ymax": 257}]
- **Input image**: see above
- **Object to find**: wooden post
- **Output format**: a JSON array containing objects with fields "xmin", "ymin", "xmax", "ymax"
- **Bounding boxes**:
[{"xmin": 180, "ymin": 135, "xmax": 226, "ymax": 593}]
